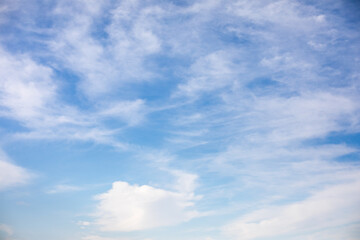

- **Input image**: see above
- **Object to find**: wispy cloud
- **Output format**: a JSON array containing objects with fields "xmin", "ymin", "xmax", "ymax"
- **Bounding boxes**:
[
  {"xmin": 0, "ymin": 0, "xmax": 359, "ymax": 239},
  {"xmin": 0, "ymin": 149, "xmax": 33, "ymax": 191},
  {"xmin": 176, "ymin": 51, "xmax": 239, "ymax": 97},
  {"xmin": 0, "ymin": 224, "xmax": 13, "ymax": 238},
  {"xmin": 49, "ymin": 0, "xmax": 163, "ymax": 98},
  {"xmin": 223, "ymin": 179, "xmax": 360, "ymax": 240},
  {"xmin": 46, "ymin": 184, "xmax": 82, "ymax": 194},
  {"xmin": 82, "ymin": 235, "xmax": 132, "ymax": 240},
  {"xmin": 0, "ymin": 45, "xmax": 146, "ymax": 150}
]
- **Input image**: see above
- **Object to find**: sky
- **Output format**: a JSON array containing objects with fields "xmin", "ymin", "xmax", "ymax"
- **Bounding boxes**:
[{"xmin": 0, "ymin": 0, "xmax": 360, "ymax": 239}]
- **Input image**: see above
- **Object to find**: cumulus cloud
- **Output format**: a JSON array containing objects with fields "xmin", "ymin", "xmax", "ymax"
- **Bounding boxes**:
[
  {"xmin": 94, "ymin": 180, "xmax": 200, "ymax": 231},
  {"xmin": 223, "ymin": 179, "xmax": 360, "ymax": 240},
  {"xmin": 0, "ymin": 150, "xmax": 33, "ymax": 191}
]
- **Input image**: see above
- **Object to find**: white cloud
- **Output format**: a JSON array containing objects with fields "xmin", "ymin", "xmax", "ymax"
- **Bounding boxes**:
[
  {"xmin": 99, "ymin": 99, "xmax": 146, "ymax": 126},
  {"xmin": 221, "ymin": 91, "xmax": 359, "ymax": 145},
  {"xmin": 223, "ymin": 179, "xmax": 360, "ymax": 240},
  {"xmin": 94, "ymin": 180, "xmax": 200, "ymax": 231},
  {"xmin": 0, "ymin": 223, "xmax": 14, "ymax": 240},
  {"xmin": 170, "ymin": 169, "xmax": 198, "ymax": 194},
  {"xmin": 0, "ymin": 150, "xmax": 33, "ymax": 191},
  {"xmin": 229, "ymin": 0, "xmax": 326, "ymax": 32},
  {"xmin": 46, "ymin": 184, "xmax": 82, "ymax": 194},
  {"xmin": 290, "ymin": 223, "xmax": 360, "ymax": 240},
  {"xmin": 204, "ymin": 143, "xmax": 360, "ymax": 211},
  {"xmin": 0, "ymin": 1, "xmax": 359, "ymax": 239},
  {"xmin": 0, "ymin": 48, "xmax": 56, "ymax": 126},
  {"xmin": 176, "ymin": 51, "xmax": 238, "ymax": 97},
  {"xmin": 78, "ymin": 221, "xmax": 91, "ymax": 226},
  {"xmin": 0, "ymin": 47, "xmax": 93, "ymax": 131},
  {"xmin": 50, "ymin": 0, "xmax": 163, "ymax": 98},
  {"xmin": 252, "ymin": 92, "xmax": 358, "ymax": 143},
  {"xmin": 0, "ymin": 47, "xmax": 143, "ymax": 149},
  {"xmin": 82, "ymin": 235, "xmax": 131, "ymax": 240},
  {"xmin": 0, "ymin": 224, "xmax": 13, "ymax": 236}
]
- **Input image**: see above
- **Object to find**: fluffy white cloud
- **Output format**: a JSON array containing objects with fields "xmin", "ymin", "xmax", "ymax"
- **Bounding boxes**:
[
  {"xmin": 223, "ymin": 179, "xmax": 360, "ymax": 240},
  {"xmin": 0, "ymin": 150, "xmax": 33, "ymax": 191},
  {"xmin": 0, "ymin": 47, "xmax": 96, "ymax": 133},
  {"xmin": 94, "ymin": 180, "xmax": 200, "ymax": 231},
  {"xmin": 0, "ymin": 48, "xmax": 56, "ymax": 126}
]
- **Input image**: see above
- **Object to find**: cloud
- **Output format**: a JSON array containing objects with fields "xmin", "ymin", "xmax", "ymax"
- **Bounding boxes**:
[
  {"xmin": 0, "ymin": 47, "xmax": 56, "ymax": 127},
  {"xmin": 215, "ymin": 90, "xmax": 360, "ymax": 148},
  {"xmin": 223, "ymin": 179, "xmax": 360, "ymax": 240},
  {"xmin": 289, "ymin": 223, "xmax": 360, "ymax": 240},
  {"xmin": 46, "ymin": 184, "xmax": 82, "ymax": 194},
  {"xmin": 176, "ymin": 51, "xmax": 239, "ymax": 97},
  {"xmin": 0, "ymin": 46, "xmax": 90, "ymax": 131},
  {"xmin": 248, "ymin": 92, "xmax": 359, "ymax": 144},
  {"xmin": 99, "ymin": 99, "xmax": 147, "ymax": 127},
  {"xmin": 94, "ymin": 180, "xmax": 200, "ymax": 231},
  {"xmin": 0, "ymin": 1, "xmax": 359, "ymax": 239},
  {"xmin": 0, "ymin": 224, "xmax": 13, "ymax": 236},
  {"xmin": 169, "ymin": 169, "xmax": 199, "ymax": 194},
  {"xmin": 0, "ymin": 150, "xmax": 33, "ymax": 191},
  {"xmin": 82, "ymin": 235, "xmax": 131, "ymax": 240},
  {"xmin": 78, "ymin": 221, "xmax": 91, "ymax": 226},
  {"xmin": 229, "ymin": 0, "xmax": 326, "ymax": 31},
  {"xmin": 50, "ymin": 0, "xmax": 163, "ymax": 98},
  {"xmin": 0, "ymin": 223, "xmax": 14, "ymax": 240},
  {"xmin": 0, "ymin": 46, "xmax": 142, "ymax": 149}
]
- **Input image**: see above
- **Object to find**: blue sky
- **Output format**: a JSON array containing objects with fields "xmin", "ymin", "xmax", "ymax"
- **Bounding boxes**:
[{"xmin": 0, "ymin": 0, "xmax": 360, "ymax": 239}]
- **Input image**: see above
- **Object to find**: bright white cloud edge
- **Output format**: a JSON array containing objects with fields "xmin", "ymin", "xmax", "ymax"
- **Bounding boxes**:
[{"xmin": 93, "ymin": 178, "xmax": 201, "ymax": 232}]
